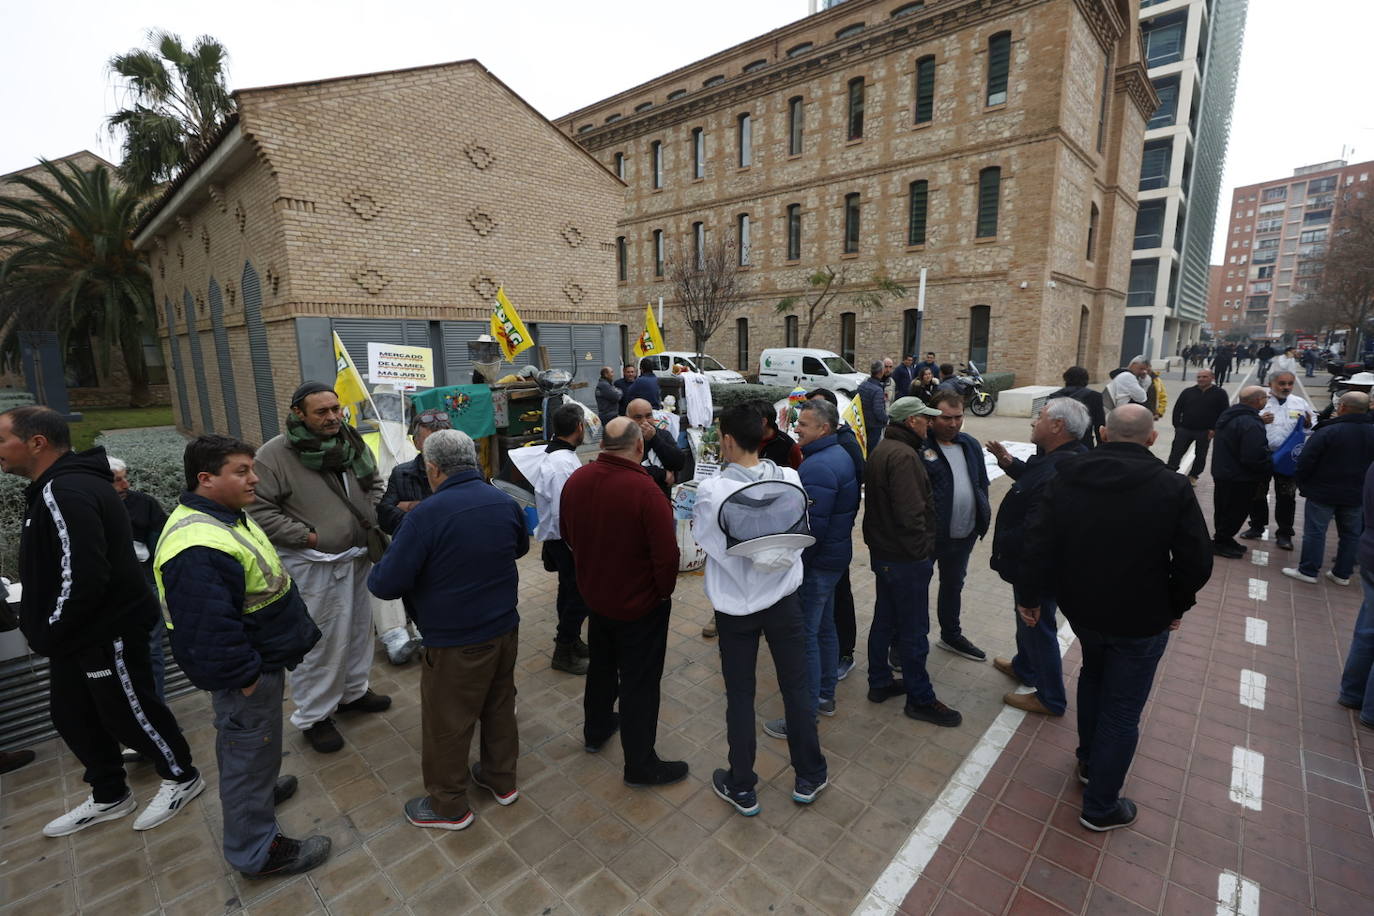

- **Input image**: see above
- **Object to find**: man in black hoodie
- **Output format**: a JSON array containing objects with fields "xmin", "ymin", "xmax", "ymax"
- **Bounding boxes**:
[
  {"xmin": 1210, "ymin": 386, "xmax": 1272, "ymax": 558},
  {"xmin": 1047, "ymin": 366, "xmax": 1105, "ymax": 448},
  {"xmin": 1017, "ymin": 405, "xmax": 1212, "ymax": 831},
  {"xmin": 0, "ymin": 407, "xmax": 203, "ymax": 838},
  {"xmin": 1165, "ymin": 368, "xmax": 1229, "ymax": 482}
]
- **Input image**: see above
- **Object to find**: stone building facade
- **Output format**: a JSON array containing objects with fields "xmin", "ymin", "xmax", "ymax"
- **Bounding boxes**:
[
  {"xmin": 559, "ymin": 0, "xmax": 1156, "ymax": 385},
  {"xmin": 133, "ymin": 61, "xmax": 624, "ymax": 442}
]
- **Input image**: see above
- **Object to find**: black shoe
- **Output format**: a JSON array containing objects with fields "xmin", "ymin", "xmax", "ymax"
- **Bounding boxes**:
[
  {"xmin": 937, "ymin": 635, "xmax": 986, "ymax": 661},
  {"xmin": 240, "ymin": 833, "xmax": 332, "ymax": 879},
  {"xmin": 0, "ymin": 749, "xmax": 35, "ymax": 774},
  {"xmin": 904, "ymin": 700, "xmax": 962, "ymax": 727},
  {"xmin": 1338, "ymin": 697, "xmax": 1362, "ymax": 710},
  {"xmin": 1238, "ymin": 528, "xmax": 1264, "ymax": 540},
  {"xmin": 303, "ymin": 718, "xmax": 344, "ymax": 753},
  {"xmin": 337, "ymin": 689, "xmax": 391, "ymax": 714},
  {"xmin": 1276, "ymin": 535, "xmax": 1293, "ymax": 550},
  {"xmin": 1079, "ymin": 798, "xmax": 1137, "ymax": 832},
  {"xmin": 624, "ymin": 758, "xmax": 689, "ymax": 788},
  {"xmin": 711, "ymin": 768, "xmax": 759, "ymax": 816},
  {"xmin": 273, "ymin": 775, "xmax": 298, "ymax": 806},
  {"xmin": 1213, "ymin": 543, "xmax": 1245, "ymax": 559},
  {"xmin": 584, "ymin": 714, "xmax": 620, "ymax": 753},
  {"xmin": 867, "ymin": 681, "xmax": 906, "ymax": 703},
  {"xmin": 552, "ymin": 641, "xmax": 589, "ymax": 675},
  {"xmin": 1076, "ymin": 761, "xmax": 1089, "ymax": 786},
  {"xmin": 888, "ymin": 647, "xmax": 902, "ymax": 672},
  {"xmin": 572, "ymin": 637, "xmax": 591, "ymax": 659}
]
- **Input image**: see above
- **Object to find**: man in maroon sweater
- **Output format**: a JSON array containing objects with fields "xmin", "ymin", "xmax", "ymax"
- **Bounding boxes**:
[{"xmin": 560, "ymin": 417, "xmax": 686, "ymax": 787}]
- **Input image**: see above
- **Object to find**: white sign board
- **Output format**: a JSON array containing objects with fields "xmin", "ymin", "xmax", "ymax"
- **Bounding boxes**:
[{"xmin": 367, "ymin": 342, "xmax": 434, "ymax": 389}]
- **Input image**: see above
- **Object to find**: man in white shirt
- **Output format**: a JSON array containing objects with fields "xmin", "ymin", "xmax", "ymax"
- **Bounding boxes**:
[
  {"xmin": 693, "ymin": 405, "xmax": 827, "ymax": 817},
  {"xmin": 1241, "ymin": 371, "xmax": 1314, "ymax": 551},
  {"xmin": 1105, "ymin": 357, "xmax": 1150, "ymax": 411},
  {"xmin": 530, "ymin": 404, "xmax": 590, "ymax": 674}
]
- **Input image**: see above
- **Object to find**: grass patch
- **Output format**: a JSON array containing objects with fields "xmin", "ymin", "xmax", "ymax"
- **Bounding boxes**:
[{"xmin": 71, "ymin": 406, "xmax": 176, "ymax": 451}]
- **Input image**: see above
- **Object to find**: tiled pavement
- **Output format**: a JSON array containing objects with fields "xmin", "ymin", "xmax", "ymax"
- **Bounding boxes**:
[{"xmin": 3, "ymin": 367, "xmax": 1371, "ymax": 915}]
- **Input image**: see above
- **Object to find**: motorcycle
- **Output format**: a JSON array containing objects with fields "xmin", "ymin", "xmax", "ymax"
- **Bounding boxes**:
[{"xmin": 951, "ymin": 362, "xmax": 996, "ymax": 417}]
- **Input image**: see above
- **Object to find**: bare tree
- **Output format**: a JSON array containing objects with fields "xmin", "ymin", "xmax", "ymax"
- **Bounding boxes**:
[
  {"xmin": 664, "ymin": 231, "xmax": 751, "ymax": 356},
  {"xmin": 774, "ymin": 265, "xmax": 907, "ymax": 348},
  {"xmin": 1289, "ymin": 193, "xmax": 1374, "ymax": 351}
]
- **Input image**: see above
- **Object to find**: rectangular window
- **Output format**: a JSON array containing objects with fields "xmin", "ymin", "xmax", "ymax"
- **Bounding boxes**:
[
  {"xmin": 907, "ymin": 180, "xmax": 928, "ymax": 246},
  {"xmin": 693, "ymin": 222, "xmax": 705, "ymax": 270},
  {"xmin": 839, "ymin": 312, "xmax": 856, "ymax": 366},
  {"xmin": 986, "ymin": 32, "xmax": 1011, "ymax": 106},
  {"xmin": 1139, "ymin": 139, "xmax": 1172, "ymax": 190},
  {"xmin": 1262, "ymin": 186, "xmax": 1287, "ymax": 201},
  {"xmin": 843, "ymin": 193, "xmax": 861, "ymax": 254},
  {"xmin": 653, "ymin": 229, "xmax": 664, "ymax": 277},
  {"xmin": 968, "ymin": 305, "xmax": 990, "ymax": 367},
  {"xmin": 1300, "ymin": 228, "xmax": 1328, "ymax": 243},
  {"xmin": 788, "ymin": 96, "xmax": 804, "ymax": 155},
  {"xmin": 1128, "ymin": 259, "xmax": 1158, "ymax": 307},
  {"xmin": 737, "ymin": 113, "xmax": 752, "ymax": 167},
  {"xmin": 737, "ymin": 214, "xmax": 751, "ymax": 266},
  {"xmin": 736, "ymin": 318, "xmax": 749, "ymax": 371},
  {"xmin": 1143, "ymin": 11, "xmax": 1187, "ymax": 67},
  {"xmin": 691, "ymin": 128, "xmax": 704, "ymax": 180},
  {"xmin": 651, "ymin": 141, "xmax": 663, "ymax": 188},
  {"xmin": 914, "ymin": 56, "xmax": 935, "ymax": 124},
  {"xmin": 786, "ymin": 204, "xmax": 801, "ymax": 260},
  {"xmin": 1148, "ymin": 75, "xmax": 1180, "ymax": 130},
  {"xmin": 1304, "ymin": 209, "xmax": 1332, "ymax": 225},
  {"xmin": 847, "ymin": 77, "xmax": 865, "ymax": 140},
  {"xmin": 1134, "ymin": 200, "xmax": 1166, "ymax": 249},
  {"xmin": 784, "ymin": 315, "xmax": 799, "ymax": 347},
  {"xmin": 1308, "ymin": 176, "xmax": 1337, "ymax": 193},
  {"xmin": 613, "ymin": 152, "xmax": 625, "ymax": 180},
  {"xmin": 976, "ymin": 167, "xmax": 1001, "ymax": 238},
  {"xmin": 616, "ymin": 236, "xmax": 627, "ymax": 282}
]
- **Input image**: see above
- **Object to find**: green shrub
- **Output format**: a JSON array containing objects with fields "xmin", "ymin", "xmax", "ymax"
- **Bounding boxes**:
[
  {"xmin": 980, "ymin": 371, "xmax": 1016, "ymax": 397},
  {"xmin": 708, "ymin": 384, "xmax": 797, "ymax": 408},
  {"xmin": 0, "ymin": 389, "xmax": 36, "ymax": 411}
]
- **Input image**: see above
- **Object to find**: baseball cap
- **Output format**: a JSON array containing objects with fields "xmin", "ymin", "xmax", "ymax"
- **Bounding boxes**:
[{"xmin": 890, "ymin": 397, "xmax": 942, "ymax": 421}]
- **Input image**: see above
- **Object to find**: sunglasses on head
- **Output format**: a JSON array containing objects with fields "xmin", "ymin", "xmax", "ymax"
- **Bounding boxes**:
[{"xmin": 414, "ymin": 410, "xmax": 451, "ymax": 429}]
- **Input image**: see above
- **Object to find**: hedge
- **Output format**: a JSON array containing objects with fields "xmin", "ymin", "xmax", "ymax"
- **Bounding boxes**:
[
  {"xmin": 0, "ymin": 389, "xmax": 36, "ymax": 411},
  {"xmin": 980, "ymin": 371, "xmax": 1016, "ymax": 398}
]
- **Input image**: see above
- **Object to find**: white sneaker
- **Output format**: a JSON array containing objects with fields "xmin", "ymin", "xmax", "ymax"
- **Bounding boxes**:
[
  {"xmin": 382, "ymin": 627, "xmax": 421, "ymax": 665},
  {"xmin": 132, "ymin": 774, "xmax": 206, "ymax": 831},
  {"xmin": 42, "ymin": 793, "xmax": 136, "ymax": 837},
  {"xmin": 1281, "ymin": 567, "xmax": 1318, "ymax": 584},
  {"xmin": 1326, "ymin": 570, "xmax": 1352, "ymax": 587}
]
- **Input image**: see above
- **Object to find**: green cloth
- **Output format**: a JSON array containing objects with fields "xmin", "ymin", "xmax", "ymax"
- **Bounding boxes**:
[
  {"xmin": 285, "ymin": 412, "xmax": 378, "ymax": 480},
  {"xmin": 409, "ymin": 385, "xmax": 497, "ymax": 439}
]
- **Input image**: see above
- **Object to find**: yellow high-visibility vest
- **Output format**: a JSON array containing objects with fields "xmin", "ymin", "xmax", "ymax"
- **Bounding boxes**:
[{"xmin": 153, "ymin": 503, "xmax": 292, "ymax": 628}]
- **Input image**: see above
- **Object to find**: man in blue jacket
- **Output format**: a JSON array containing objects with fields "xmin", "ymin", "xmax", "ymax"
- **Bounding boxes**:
[
  {"xmin": 857, "ymin": 360, "xmax": 889, "ymax": 445},
  {"xmin": 368, "ymin": 429, "xmax": 529, "ymax": 832},
  {"xmin": 922, "ymin": 390, "xmax": 992, "ymax": 662},
  {"xmin": 156, "ymin": 434, "xmax": 328, "ymax": 878},
  {"xmin": 1285, "ymin": 392, "xmax": 1374, "ymax": 585},
  {"xmin": 765, "ymin": 397, "xmax": 859, "ymax": 739}
]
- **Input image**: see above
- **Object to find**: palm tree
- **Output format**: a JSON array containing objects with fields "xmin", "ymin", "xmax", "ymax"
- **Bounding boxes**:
[
  {"xmin": 107, "ymin": 29, "xmax": 236, "ymax": 195},
  {"xmin": 0, "ymin": 160, "xmax": 156, "ymax": 406}
]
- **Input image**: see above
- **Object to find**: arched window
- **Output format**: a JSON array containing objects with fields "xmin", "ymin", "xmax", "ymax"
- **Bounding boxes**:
[
  {"xmin": 207, "ymin": 278, "xmax": 241, "ymax": 437},
  {"xmin": 242, "ymin": 261, "xmax": 279, "ymax": 439},
  {"xmin": 183, "ymin": 289, "xmax": 212, "ymax": 430},
  {"xmin": 163, "ymin": 296, "xmax": 191, "ymax": 428}
]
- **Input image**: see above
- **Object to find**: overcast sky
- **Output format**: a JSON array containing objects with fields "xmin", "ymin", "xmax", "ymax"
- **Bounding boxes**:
[{"xmin": 3, "ymin": 0, "xmax": 1370, "ymax": 262}]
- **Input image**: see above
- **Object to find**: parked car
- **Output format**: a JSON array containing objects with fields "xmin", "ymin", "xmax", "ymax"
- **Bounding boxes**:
[
  {"xmin": 757, "ymin": 347, "xmax": 867, "ymax": 396},
  {"xmin": 646, "ymin": 351, "xmax": 747, "ymax": 384}
]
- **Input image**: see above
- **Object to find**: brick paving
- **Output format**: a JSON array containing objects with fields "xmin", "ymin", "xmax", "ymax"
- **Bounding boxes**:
[{"xmin": 3, "ymin": 368, "xmax": 1372, "ymax": 915}]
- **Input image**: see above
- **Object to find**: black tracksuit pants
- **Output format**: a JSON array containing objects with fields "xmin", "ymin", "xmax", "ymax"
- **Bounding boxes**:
[
  {"xmin": 584, "ymin": 600, "xmax": 670, "ymax": 779},
  {"xmin": 49, "ymin": 625, "xmax": 198, "ymax": 803}
]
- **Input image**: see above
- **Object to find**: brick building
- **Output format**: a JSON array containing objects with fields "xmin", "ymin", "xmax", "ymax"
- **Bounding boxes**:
[
  {"xmin": 1204, "ymin": 262, "xmax": 1229, "ymax": 336},
  {"xmin": 1, "ymin": 151, "xmax": 171, "ymax": 407},
  {"xmin": 1216, "ymin": 158, "xmax": 1374, "ymax": 340},
  {"xmin": 558, "ymin": 0, "xmax": 1157, "ymax": 385},
  {"xmin": 133, "ymin": 61, "xmax": 624, "ymax": 442}
]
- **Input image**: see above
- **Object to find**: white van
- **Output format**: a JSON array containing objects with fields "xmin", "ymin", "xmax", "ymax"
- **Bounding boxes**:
[
  {"xmin": 757, "ymin": 348, "xmax": 867, "ymax": 395},
  {"xmin": 645, "ymin": 351, "xmax": 747, "ymax": 384}
]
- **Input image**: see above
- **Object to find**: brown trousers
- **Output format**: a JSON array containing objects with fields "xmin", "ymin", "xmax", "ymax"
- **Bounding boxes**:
[{"xmin": 420, "ymin": 626, "xmax": 520, "ymax": 818}]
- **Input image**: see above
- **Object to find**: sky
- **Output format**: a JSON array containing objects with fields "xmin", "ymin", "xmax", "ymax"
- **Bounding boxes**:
[{"xmin": 2, "ymin": 0, "xmax": 1371, "ymax": 263}]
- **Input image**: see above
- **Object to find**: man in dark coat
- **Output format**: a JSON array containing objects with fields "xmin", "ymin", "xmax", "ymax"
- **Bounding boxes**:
[
  {"xmin": 1284, "ymin": 392, "xmax": 1374, "ymax": 585},
  {"xmin": 613, "ymin": 363, "xmax": 638, "ymax": 413},
  {"xmin": 1211, "ymin": 344, "xmax": 1234, "ymax": 386},
  {"xmin": 623, "ymin": 358, "xmax": 663, "ymax": 410},
  {"xmin": 986, "ymin": 398, "xmax": 1090, "ymax": 717},
  {"xmin": 1165, "ymin": 368, "xmax": 1229, "ymax": 482},
  {"xmin": 857, "ymin": 360, "xmax": 889, "ymax": 445},
  {"xmin": 1017, "ymin": 404, "xmax": 1212, "ymax": 831},
  {"xmin": 891, "ymin": 355, "xmax": 917, "ymax": 403},
  {"xmin": 109, "ymin": 454, "xmax": 169, "ymax": 701},
  {"xmin": 626, "ymin": 397, "xmax": 685, "ymax": 497},
  {"xmin": 595, "ymin": 367, "xmax": 621, "ymax": 426},
  {"xmin": 378, "ymin": 409, "xmax": 452, "ymax": 533},
  {"xmin": 806, "ymin": 388, "xmax": 864, "ymax": 677},
  {"xmin": 1210, "ymin": 386, "xmax": 1272, "ymax": 558},
  {"xmin": 1047, "ymin": 366, "xmax": 1106, "ymax": 447}
]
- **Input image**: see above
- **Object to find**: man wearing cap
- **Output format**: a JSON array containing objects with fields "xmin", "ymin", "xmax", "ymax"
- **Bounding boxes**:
[
  {"xmin": 694, "ymin": 404, "xmax": 828, "ymax": 816},
  {"xmin": 1317, "ymin": 372, "xmax": 1374, "ymax": 426},
  {"xmin": 248, "ymin": 383, "xmax": 391, "ymax": 754},
  {"xmin": 864, "ymin": 397, "xmax": 963, "ymax": 727}
]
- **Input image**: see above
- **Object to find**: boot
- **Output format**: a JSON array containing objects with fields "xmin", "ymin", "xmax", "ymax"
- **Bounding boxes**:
[{"xmin": 552, "ymin": 641, "xmax": 588, "ymax": 675}]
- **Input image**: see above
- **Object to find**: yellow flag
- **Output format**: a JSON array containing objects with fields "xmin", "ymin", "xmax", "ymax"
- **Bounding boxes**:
[
  {"xmin": 332, "ymin": 331, "xmax": 370, "ymax": 429},
  {"xmin": 491, "ymin": 287, "xmax": 534, "ymax": 362},
  {"xmin": 632, "ymin": 304, "xmax": 666, "ymax": 359},
  {"xmin": 841, "ymin": 393, "xmax": 868, "ymax": 458}
]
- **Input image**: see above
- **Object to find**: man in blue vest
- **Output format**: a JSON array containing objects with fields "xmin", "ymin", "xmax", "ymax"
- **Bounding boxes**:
[{"xmin": 157, "ymin": 435, "xmax": 329, "ymax": 879}]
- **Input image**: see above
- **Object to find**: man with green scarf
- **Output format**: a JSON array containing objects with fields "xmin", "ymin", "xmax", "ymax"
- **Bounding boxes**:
[{"xmin": 247, "ymin": 382, "xmax": 391, "ymax": 753}]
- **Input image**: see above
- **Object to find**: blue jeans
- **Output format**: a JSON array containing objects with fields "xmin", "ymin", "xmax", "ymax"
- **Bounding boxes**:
[
  {"xmin": 1075, "ymin": 626, "xmax": 1169, "ymax": 820},
  {"xmin": 934, "ymin": 534, "xmax": 976, "ymax": 641},
  {"xmin": 1298, "ymin": 500, "xmax": 1363, "ymax": 579},
  {"xmin": 801, "ymin": 567, "xmax": 843, "ymax": 708},
  {"xmin": 1011, "ymin": 599, "xmax": 1066, "ymax": 715},
  {"xmin": 868, "ymin": 558, "xmax": 936, "ymax": 705},
  {"xmin": 1338, "ymin": 566, "xmax": 1374, "ymax": 726}
]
